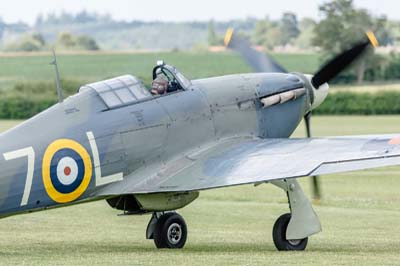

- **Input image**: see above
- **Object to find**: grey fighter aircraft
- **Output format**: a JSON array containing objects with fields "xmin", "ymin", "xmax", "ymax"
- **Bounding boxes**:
[{"xmin": 0, "ymin": 30, "xmax": 397, "ymax": 251}]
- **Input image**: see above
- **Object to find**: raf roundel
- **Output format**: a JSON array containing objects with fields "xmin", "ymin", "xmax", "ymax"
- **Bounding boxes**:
[{"xmin": 42, "ymin": 139, "xmax": 92, "ymax": 203}]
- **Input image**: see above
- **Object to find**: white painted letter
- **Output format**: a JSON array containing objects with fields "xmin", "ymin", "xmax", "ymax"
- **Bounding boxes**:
[
  {"xmin": 86, "ymin": 131, "xmax": 123, "ymax": 186},
  {"xmin": 4, "ymin": 147, "xmax": 35, "ymax": 206}
]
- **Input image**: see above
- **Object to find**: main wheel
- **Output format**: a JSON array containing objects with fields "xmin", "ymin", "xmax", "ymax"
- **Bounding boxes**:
[
  {"xmin": 272, "ymin": 213, "xmax": 308, "ymax": 251},
  {"xmin": 153, "ymin": 212, "xmax": 187, "ymax": 249}
]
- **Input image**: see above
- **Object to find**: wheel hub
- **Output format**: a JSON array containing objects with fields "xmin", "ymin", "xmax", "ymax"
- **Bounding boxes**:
[
  {"xmin": 288, "ymin": 239, "xmax": 301, "ymax": 246},
  {"xmin": 167, "ymin": 223, "xmax": 182, "ymax": 244}
]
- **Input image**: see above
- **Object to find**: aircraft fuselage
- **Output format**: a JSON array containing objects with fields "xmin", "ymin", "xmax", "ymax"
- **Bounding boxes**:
[{"xmin": 0, "ymin": 72, "xmax": 309, "ymax": 217}]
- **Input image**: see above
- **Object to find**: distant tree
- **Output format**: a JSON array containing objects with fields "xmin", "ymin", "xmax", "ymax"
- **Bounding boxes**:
[
  {"xmin": 31, "ymin": 33, "xmax": 46, "ymax": 46},
  {"xmin": 383, "ymin": 52, "xmax": 400, "ymax": 79},
  {"xmin": 374, "ymin": 16, "xmax": 393, "ymax": 46},
  {"xmin": 76, "ymin": 35, "xmax": 100, "ymax": 50},
  {"xmin": 252, "ymin": 17, "xmax": 282, "ymax": 49},
  {"xmin": 267, "ymin": 27, "xmax": 284, "ymax": 48},
  {"xmin": 46, "ymin": 12, "xmax": 60, "ymax": 25},
  {"xmin": 0, "ymin": 17, "xmax": 4, "ymax": 40},
  {"xmin": 294, "ymin": 18, "xmax": 317, "ymax": 49},
  {"xmin": 388, "ymin": 21, "xmax": 400, "ymax": 46},
  {"xmin": 75, "ymin": 10, "xmax": 97, "ymax": 23},
  {"xmin": 17, "ymin": 40, "xmax": 41, "ymax": 52},
  {"xmin": 56, "ymin": 32, "xmax": 100, "ymax": 51},
  {"xmin": 57, "ymin": 32, "xmax": 76, "ymax": 47},
  {"xmin": 253, "ymin": 19, "xmax": 269, "ymax": 46},
  {"xmin": 35, "ymin": 14, "xmax": 44, "ymax": 27},
  {"xmin": 4, "ymin": 33, "xmax": 46, "ymax": 52},
  {"xmin": 59, "ymin": 11, "xmax": 75, "ymax": 24},
  {"xmin": 313, "ymin": 0, "xmax": 372, "ymax": 54},
  {"xmin": 312, "ymin": 0, "xmax": 392, "ymax": 83},
  {"xmin": 208, "ymin": 20, "xmax": 219, "ymax": 46},
  {"xmin": 280, "ymin": 12, "xmax": 300, "ymax": 45}
]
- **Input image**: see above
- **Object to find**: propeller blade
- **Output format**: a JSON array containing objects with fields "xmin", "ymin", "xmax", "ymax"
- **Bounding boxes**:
[
  {"xmin": 224, "ymin": 28, "xmax": 288, "ymax": 73},
  {"xmin": 311, "ymin": 31, "xmax": 379, "ymax": 88},
  {"xmin": 311, "ymin": 176, "xmax": 321, "ymax": 201},
  {"xmin": 304, "ymin": 112, "xmax": 321, "ymax": 200},
  {"xmin": 304, "ymin": 112, "xmax": 312, "ymax": 138}
]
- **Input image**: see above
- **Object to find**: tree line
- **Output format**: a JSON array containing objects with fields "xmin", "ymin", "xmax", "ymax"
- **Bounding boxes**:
[
  {"xmin": 2, "ymin": 32, "xmax": 99, "ymax": 52},
  {"xmin": 1, "ymin": 0, "xmax": 400, "ymax": 83},
  {"xmin": 208, "ymin": 0, "xmax": 400, "ymax": 84}
]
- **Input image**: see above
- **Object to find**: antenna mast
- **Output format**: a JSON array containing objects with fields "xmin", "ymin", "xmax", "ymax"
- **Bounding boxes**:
[{"xmin": 50, "ymin": 49, "xmax": 63, "ymax": 103}]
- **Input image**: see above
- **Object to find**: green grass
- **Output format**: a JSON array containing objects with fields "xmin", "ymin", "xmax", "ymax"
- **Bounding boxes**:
[
  {"xmin": 0, "ymin": 52, "xmax": 319, "ymax": 90},
  {"xmin": 3, "ymin": 51, "xmax": 399, "ymax": 95},
  {"xmin": 332, "ymin": 82, "xmax": 400, "ymax": 93},
  {"xmin": 0, "ymin": 116, "xmax": 400, "ymax": 265},
  {"xmin": 2, "ymin": 51, "xmax": 400, "ymax": 99}
]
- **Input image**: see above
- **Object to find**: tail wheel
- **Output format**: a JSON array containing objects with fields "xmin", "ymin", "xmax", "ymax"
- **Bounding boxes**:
[
  {"xmin": 153, "ymin": 212, "xmax": 187, "ymax": 249},
  {"xmin": 272, "ymin": 213, "xmax": 308, "ymax": 251}
]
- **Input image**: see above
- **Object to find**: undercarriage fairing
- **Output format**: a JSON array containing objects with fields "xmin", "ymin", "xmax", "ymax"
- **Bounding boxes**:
[{"xmin": 106, "ymin": 192, "xmax": 199, "ymax": 214}]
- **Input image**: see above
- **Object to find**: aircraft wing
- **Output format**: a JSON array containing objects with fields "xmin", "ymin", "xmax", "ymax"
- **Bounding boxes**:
[{"xmin": 97, "ymin": 134, "xmax": 400, "ymax": 195}]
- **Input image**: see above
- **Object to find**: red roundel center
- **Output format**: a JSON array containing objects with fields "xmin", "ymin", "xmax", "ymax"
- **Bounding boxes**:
[{"xmin": 64, "ymin": 166, "xmax": 71, "ymax": 176}]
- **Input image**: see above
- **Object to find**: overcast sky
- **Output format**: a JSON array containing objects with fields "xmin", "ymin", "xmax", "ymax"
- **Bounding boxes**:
[{"xmin": 0, "ymin": 0, "xmax": 397, "ymax": 25}]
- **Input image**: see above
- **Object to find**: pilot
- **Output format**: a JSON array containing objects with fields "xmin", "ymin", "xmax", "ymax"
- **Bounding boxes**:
[{"xmin": 151, "ymin": 76, "xmax": 169, "ymax": 95}]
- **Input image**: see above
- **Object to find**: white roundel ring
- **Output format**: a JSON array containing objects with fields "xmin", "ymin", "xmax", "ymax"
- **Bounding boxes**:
[{"xmin": 56, "ymin": 156, "xmax": 79, "ymax": 185}]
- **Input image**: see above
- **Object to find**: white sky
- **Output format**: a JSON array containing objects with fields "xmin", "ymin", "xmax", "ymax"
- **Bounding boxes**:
[{"xmin": 0, "ymin": 0, "xmax": 397, "ymax": 25}]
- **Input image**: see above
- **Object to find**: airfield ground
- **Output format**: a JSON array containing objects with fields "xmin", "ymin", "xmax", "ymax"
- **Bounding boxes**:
[
  {"xmin": 1, "ymin": 51, "xmax": 399, "ymax": 96},
  {"xmin": 0, "ymin": 52, "xmax": 314, "ymax": 90},
  {"xmin": 0, "ymin": 116, "xmax": 399, "ymax": 265}
]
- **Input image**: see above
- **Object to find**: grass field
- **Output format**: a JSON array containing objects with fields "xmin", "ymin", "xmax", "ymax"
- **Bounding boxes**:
[
  {"xmin": 0, "ymin": 52, "xmax": 319, "ymax": 90},
  {"xmin": 1, "ymin": 51, "xmax": 400, "ymax": 95},
  {"xmin": 333, "ymin": 82, "xmax": 400, "ymax": 93},
  {"xmin": 0, "ymin": 116, "xmax": 400, "ymax": 265}
]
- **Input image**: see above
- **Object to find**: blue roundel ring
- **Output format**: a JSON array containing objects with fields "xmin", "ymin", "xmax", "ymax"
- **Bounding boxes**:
[
  {"xmin": 49, "ymin": 148, "xmax": 85, "ymax": 194},
  {"xmin": 42, "ymin": 139, "xmax": 92, "ymax": 203}
]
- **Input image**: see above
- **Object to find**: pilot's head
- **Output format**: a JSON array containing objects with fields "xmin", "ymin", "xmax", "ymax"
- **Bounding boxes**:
[{"xmin": 151, "ymin": 76, "xmax": 168, "ymax": 95}]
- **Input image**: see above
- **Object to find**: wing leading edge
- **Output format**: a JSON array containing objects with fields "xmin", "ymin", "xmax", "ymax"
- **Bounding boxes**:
[{"xmin": 98, "ymin": 134, "xmax": 400, "ymax": 195}]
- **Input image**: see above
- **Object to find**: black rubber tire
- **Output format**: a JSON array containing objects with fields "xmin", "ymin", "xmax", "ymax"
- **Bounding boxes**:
[
  {"xmin": 272, "ymin": 213, "xmax": 308, "ymax": 251},
  {"xmin": 153, "ymin": 212, "xmax": 187, "ymax": 249}
]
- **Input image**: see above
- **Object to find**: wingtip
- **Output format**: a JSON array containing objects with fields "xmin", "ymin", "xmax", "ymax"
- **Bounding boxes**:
[
  {"xmin": 224, "ymin": 27, "xmax": 234, "ymax": 47},
  {"xmin": 388, "ymin": 136, "xmax": 400, "ymax": 145},
  {"xmin": 366, "ymin": 31, "xmax": 379, "ymax": 48}
]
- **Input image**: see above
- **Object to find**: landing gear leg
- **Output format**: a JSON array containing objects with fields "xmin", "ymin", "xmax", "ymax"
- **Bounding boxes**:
[
  {"xmin": 146, "ymin": 211, "xmax": 187, "ymax": 249},
  {"xmin": 270, "ymin": 178, "xmax": 321, "ymax": 251}
]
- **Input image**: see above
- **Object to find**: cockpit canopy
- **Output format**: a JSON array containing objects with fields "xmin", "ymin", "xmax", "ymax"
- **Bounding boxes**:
[
  {"xmin": 152, "ymin": 61, "xmax": 191, "ymax": 92},
  {"xmin": 80, "ymin": 75, "xmax": 152, "ymax": 109},
  {"xmin": 78, "ymin": 62, "xmax": 191, "ymax": 109}
]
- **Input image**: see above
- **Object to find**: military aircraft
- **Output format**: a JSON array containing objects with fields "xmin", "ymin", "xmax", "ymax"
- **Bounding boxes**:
[{"xmin": 0, "ymin": 29, "xmax": 397, "ymax": 251}]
